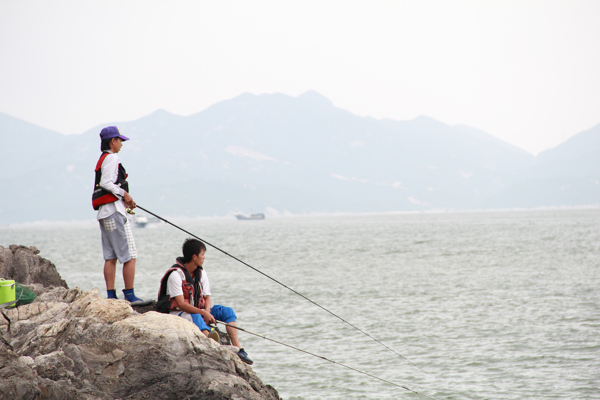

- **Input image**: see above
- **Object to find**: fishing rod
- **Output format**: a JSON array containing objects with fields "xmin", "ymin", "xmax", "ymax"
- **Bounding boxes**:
[
  {"xmin": 135, "ymin": 205, "xmax": 427, "ymax": 374},
  {"xmin": 215, "ymin": 321, "xmax": 437, "ymax": 400}
]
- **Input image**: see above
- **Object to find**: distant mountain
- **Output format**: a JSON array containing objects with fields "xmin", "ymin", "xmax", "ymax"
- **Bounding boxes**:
[
  {"xmin": 0, "ymin": 112, "xmax": 66, "ymax": 174},
  {"xmin": 482, "ymin": 123, "xmax": 600, "ymax": 208},
  {"xmin": 0, "ymin": 92, "xmax": 598, "ymax": 223}
]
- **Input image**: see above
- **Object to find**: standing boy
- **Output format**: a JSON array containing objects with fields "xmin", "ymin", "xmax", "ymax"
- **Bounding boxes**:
[
  {"xmin": 157, "ymin": 238, "xmax": 254, "ymax": 365},
  {"xmin": 92, "ymin": 126, "xmax": 148, "ymax": 305}
]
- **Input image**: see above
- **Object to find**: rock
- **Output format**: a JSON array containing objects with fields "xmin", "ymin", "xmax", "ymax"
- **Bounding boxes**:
[
  {"xmin": 1, "ymin": 288, "xmax": 280, "ymax": 400},
  {"xmin": 0, "ymin": 245, "xmax": 68, "ymax": 289},
  {"xmin": 0, "ymin": 346, "xmax": 42, "ymax": 400},
  {"xmin": 132, "ymin": 301, "xmax": 233, "ymax": 346},
  {"xmin": 0, "ymin": 247, "xmax": 280, "ymax": 400}
]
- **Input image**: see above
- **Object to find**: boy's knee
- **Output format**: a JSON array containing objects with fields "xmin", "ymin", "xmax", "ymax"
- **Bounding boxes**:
[{"xmin": 211, "ymin": 305, "xmax": 237, "ymax": 323}]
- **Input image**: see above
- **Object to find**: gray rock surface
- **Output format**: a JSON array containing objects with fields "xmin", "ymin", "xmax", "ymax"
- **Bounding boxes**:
[
  {"xmin": 0, "ymin": 246, "xmax": 280, "ymax": 400},
  {"xmin": 0, "ymin": 245, "xmax": 68, "ymax": 288}
]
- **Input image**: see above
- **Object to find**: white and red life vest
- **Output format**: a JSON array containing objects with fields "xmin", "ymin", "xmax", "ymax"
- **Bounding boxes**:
[
  {"xmin": 91, "ymin": 152, "xmax": 129, "ymax": 210},
  {"xmin": 156, "ymin": 261, "xmax": 205, "ymax": 313}
]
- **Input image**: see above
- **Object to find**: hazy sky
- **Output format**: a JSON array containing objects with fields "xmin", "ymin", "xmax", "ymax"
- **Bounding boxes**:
[{"xmin": 1, "ymin": 1, "xmax": 599, "ymax": 155}]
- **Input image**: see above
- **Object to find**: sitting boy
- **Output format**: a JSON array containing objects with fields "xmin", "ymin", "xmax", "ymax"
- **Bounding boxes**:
[{"xmin": 157, "ymin": 238, "xmax": 253, "ymax": 365}]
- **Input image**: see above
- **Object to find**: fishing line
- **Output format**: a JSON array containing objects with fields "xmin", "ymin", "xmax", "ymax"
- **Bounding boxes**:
[
  {"xmin": 136, "ymin": 205, "xmax": 427, "ymax": 374},
  {"xmin": 216, "ymin": 321, "xmax": 437, "ymax": 400}
]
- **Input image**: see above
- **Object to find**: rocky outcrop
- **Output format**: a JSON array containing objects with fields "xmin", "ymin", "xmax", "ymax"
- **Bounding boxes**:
[
  {"xmin": 0, "ymin": 246, "xmax": 279, "ymax": 400},
  {"xmin": 0, "ymin": 245, "xmax": 68, "ymax": 288}
]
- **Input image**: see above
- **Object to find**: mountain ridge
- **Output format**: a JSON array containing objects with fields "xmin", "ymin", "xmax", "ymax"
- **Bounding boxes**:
[{"xmin": 1, "ymin": 92, "xmax": 598, "ymax": 223}]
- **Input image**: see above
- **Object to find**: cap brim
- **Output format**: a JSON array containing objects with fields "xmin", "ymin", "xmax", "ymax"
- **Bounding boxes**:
[{"xmin": 119, "ymin": 135, "xmax": 130, "ymax": 141}]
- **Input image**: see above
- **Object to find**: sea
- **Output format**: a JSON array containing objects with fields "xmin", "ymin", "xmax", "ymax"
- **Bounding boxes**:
[{"xmin": 1, "ymin": 209, "xmax": 599, "ymax": 400}]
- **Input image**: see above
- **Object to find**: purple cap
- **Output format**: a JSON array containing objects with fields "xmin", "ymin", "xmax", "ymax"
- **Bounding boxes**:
[{"xmin": 99, "ymin": 126, "xmax": 130, "ymax": 141}]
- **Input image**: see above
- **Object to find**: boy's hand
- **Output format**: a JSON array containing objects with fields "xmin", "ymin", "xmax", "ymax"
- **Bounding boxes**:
[
  {"xmin": 123, "ymin": 191, "xmax": 136, "ymax": 208},
  {"xmin": 201, "ymin": 310, "xmax": 216, "ymax": 325}
]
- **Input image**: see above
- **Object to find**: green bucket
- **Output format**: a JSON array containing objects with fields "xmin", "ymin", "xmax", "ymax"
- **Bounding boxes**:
[{"xmin": 0, "ymin": 279, "xmax": 16, "ymax": 309}]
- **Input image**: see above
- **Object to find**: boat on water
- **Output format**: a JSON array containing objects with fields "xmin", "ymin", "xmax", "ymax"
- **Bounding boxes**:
[
  {"xmin": 128, "ymin": 213, "xmax": 161, "ymax": 228},
  {"xmin": 133, "ymin": 214, "xmax": 149, "ymax": 228},
  {"xmin": 235, "ymin": 213, "xmax": 265, "ymax": 220}
]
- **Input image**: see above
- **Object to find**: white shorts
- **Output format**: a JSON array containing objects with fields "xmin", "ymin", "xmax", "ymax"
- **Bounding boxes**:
[{"xmin": 99, "ymin": 212, "xmax": 137, "ymax": 263}]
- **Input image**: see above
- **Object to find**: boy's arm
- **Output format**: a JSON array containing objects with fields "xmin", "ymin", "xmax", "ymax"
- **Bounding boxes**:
[
  {"xmin": 100, "ymin": 154, "xmax": 135, "ymax": 208},
  {"xmin": 204, "ymin": 295, "xmax": 212, "ymax": 315},
  {"xmin": 173, "ymin": 295, "xmax": 215, "ymax": 324}
]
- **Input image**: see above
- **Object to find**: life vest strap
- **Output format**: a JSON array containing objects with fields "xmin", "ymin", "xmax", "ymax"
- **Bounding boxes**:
[{"xmin": 95, "ymin": 152, "xmax": 111, "ymax": 172}]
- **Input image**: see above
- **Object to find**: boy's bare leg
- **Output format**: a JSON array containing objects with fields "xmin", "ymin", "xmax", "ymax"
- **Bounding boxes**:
[
  {"xmin": 104, "ymin": 259, "xmax": 117, "ymax": 289},
  {"xmin": 123, "ymin": 258, "xmax": 136, "ymax": 289},
  {"xmin": 226, "ymin": 321, "xmax": 241, "ymax": 348}
]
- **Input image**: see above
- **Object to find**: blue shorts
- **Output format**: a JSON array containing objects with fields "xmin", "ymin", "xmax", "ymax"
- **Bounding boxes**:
[{"xmin": 184, "ymin": 305, "xmax": 237, "ymax": 332}]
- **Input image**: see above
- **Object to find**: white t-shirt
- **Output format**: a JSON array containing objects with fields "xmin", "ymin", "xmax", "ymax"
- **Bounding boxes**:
[{"xmin": 166, "ymin": 267, "xmax": 211, "ymax": 299}]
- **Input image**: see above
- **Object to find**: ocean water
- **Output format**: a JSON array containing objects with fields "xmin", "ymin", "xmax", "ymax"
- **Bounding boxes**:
[{"xmin": 1, "ymin": 209, "xmax": 599, "ymax": 400}]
